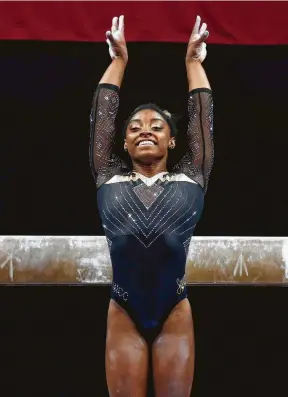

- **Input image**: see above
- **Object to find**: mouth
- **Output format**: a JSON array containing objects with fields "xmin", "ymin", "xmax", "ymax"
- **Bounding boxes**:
[{"xmin": 136, "ymin": 140, "xmax": 157, "ymax": 147}]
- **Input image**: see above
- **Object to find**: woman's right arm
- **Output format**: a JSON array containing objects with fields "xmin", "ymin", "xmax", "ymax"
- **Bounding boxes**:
[{"xmin": 89, "ymin": 16, "xmax": 128, "ymax": 188}]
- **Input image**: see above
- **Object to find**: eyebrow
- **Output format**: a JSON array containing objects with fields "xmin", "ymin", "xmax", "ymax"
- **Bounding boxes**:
[{"xmin": 130, "ymin": 118, "xmax": 164, "ymax": 123}]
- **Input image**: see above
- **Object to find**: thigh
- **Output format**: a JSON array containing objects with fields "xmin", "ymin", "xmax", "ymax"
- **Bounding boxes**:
[
  {"xmin": 152, "ymin": 298, "xmax": 195, "ymax": 397},
  {"xmin": 106, "ymin": 299, "xmax": 149, "ymax": 397}
]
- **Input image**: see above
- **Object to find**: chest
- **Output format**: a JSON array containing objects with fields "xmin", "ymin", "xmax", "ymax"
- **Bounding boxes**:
[{"xmin": 97, "ymin": 176, "xmax": 204, "ymax": 242}]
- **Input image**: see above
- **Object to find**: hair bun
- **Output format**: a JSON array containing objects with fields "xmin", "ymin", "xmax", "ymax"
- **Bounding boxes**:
[{"xmin": 163, "ymin": 110, "xmax": 171, "ymax": 119}]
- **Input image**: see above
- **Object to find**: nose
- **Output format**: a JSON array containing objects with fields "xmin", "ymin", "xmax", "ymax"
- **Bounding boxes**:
[{"xmin": 140, "ymin": 130, "xmax": 152, "ymax": 137}]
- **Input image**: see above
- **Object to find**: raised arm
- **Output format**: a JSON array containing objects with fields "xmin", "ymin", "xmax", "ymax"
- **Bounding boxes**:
[
  {"xmin": 174, "ymin": 16, "xmax": 214, "ymax": 193},
  {"xmin": 89, "ymin": 16, "xmax": 128, "ymax": 188}
]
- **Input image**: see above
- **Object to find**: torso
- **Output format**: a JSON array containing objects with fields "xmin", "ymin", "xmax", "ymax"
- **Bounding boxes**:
[{"xmin": 97, "ymin": 171, "xmax": 204, "ymax": 330}]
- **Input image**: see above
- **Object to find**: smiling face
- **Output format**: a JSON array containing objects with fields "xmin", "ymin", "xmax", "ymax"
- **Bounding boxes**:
[{"xmin": 124, "ymin": 109, "xmax": 175, "ymax": 165}]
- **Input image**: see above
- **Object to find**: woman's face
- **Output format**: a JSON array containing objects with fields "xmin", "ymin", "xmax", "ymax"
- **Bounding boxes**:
[{"xmin": 124, "ymin": 109, "xmax": 175, "ymax": 164}]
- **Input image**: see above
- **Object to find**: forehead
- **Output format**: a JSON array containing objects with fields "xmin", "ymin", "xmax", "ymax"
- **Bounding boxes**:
[{"xmin": 130, "ymin": 109, "xmax": 165, "ymax": 122}]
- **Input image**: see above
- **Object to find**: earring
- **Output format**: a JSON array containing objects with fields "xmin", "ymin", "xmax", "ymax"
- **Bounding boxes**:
[
  {"xmin": 169, "ymin": 145, "xmax": 175, "ymax": 150},
  {"xmin": 124, "ymin": 146, "xmax": 128, "ymax": 151}
]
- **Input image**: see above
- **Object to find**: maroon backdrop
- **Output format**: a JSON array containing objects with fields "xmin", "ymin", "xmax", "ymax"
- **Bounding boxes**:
[{"xmin": 0, "ymin": 1, "xmax": 287, "ymax": 44}]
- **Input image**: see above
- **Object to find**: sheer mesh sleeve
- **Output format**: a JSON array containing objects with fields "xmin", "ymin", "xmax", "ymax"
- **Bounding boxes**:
[
  {"xmin": 173, "ymin": 88, "xmax": 214, "ymax": 193},
  {"xmin": 89, "ymin": 83, "xmax": 127, "ymax": 189}
]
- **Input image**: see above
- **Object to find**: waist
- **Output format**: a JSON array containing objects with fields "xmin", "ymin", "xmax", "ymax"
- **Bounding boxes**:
[{"xmin": 111, "ymin": 272, "xmax": 187, "ymax": 302}]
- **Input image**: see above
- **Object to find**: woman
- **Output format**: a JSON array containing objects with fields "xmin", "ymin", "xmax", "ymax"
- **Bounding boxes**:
[{"xmin": 90, "ymin": 15, "xmax": 213, "ymax": 397}]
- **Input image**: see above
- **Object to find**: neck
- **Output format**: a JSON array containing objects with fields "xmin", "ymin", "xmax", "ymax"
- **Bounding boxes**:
[{"xmin": 132, "ymin": 159, "xmax": 167, "ymax": 177}]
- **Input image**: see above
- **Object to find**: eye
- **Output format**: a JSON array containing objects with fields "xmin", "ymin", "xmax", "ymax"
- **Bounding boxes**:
[
  {"xmin": 152, "ymin": 126, "xmax": 163, "ymax": 131},
  {"xmin": 130, "ymin": 127, "xmax": 140, "ymax": 132}
]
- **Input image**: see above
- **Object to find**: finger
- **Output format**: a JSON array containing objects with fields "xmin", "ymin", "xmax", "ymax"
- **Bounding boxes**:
[
  {"xmin": 192, "ymin": 15, "xmax": 201, "ymax": 35},
  {"xmin": 118, "ymin": 15, "xmax": 124, "ymax": 32},
  {"xmin": 199, "ymin": 22, "xmax": 207, "ymax": 36},
  {"xmin": 106, "ymin": 30, "xmax": 116, "ymax": 44},
  {"xmin": 203, "ymin": 30, "xmax": 209, "ymax": 40},
  {"xmin": 106, "ymin": 39, "xmax": 112, "ymax": 46},
  {"xmin": 111, "ymin": 16, "xmax": 118, "ymax": 34},
  {"xmin": 195, "ymin": 30, "xmax": 209, "ymax": 45}
]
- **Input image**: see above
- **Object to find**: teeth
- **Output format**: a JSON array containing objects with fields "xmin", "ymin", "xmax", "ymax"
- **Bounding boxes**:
[{"xmin": 139, "ymin": 140, "xmax": 154, "ymax": 146}]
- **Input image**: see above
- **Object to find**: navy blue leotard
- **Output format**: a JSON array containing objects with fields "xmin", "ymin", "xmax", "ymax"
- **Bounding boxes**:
[{"xmin": 90, "ymin": 83, "xmax": 214, "ymax": 342}]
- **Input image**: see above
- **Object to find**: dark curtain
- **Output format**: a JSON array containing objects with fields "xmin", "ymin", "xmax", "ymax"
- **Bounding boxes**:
[
  {"xmin": 0, "ymin": 285, "xmax": 287, "ymax": 396},
  {"xmin": 0, "ymin": 41, "xmax": 287, "ymax": 236}
]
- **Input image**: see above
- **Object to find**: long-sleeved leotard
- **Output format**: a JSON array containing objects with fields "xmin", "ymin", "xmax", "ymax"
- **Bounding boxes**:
[{"xmin": 90, "ymin": 83, "xmax": 213, "ymax": 342}]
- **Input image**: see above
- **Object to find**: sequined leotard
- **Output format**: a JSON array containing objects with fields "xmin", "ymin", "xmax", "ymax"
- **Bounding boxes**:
[{"xmin": 90, "ymin": 83, "xmax": 213, "ymax": 341}]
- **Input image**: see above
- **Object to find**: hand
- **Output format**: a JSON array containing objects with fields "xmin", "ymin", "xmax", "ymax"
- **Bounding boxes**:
[
  {"xmin": 186, "ymin": 16, "xmax": 209, "ymax": 63},
  {"xmin": 106, "ymin": 16, "xmax": 128, "ymax": 63}
]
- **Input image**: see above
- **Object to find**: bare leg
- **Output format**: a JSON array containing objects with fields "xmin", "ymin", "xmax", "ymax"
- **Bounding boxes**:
[
  {"xmin": 105, "ymin": 299, "xmax": 149, "ymax": 397},
  {"xmin": 152, "ymin": 298, "xmax": 195, "ymax": 397}
]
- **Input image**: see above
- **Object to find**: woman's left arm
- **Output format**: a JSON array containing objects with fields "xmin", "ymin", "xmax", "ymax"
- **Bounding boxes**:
[{"xmin": 174, "ymin": 16, "xmax": 214, "ymax": 193}]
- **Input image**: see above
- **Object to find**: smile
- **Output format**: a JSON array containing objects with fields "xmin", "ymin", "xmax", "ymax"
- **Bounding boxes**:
[{"xmin": 137, "ymin": 140, "xmax": 156, "ymax": 146}]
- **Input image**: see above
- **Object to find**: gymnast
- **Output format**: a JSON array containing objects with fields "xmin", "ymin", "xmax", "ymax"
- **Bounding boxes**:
[{"xmin": 90, "ymin": 15, "xmax": 214, "ymax": 397}]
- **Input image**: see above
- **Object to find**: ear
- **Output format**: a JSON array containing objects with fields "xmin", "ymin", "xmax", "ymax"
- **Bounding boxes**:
[
  {"xmin": 124, "ymin": 140, "xmax": 128, "ymax": 151},
  {"xmin": 169, "ymin": 137, "xmax": 176, "ymax": 149}
]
